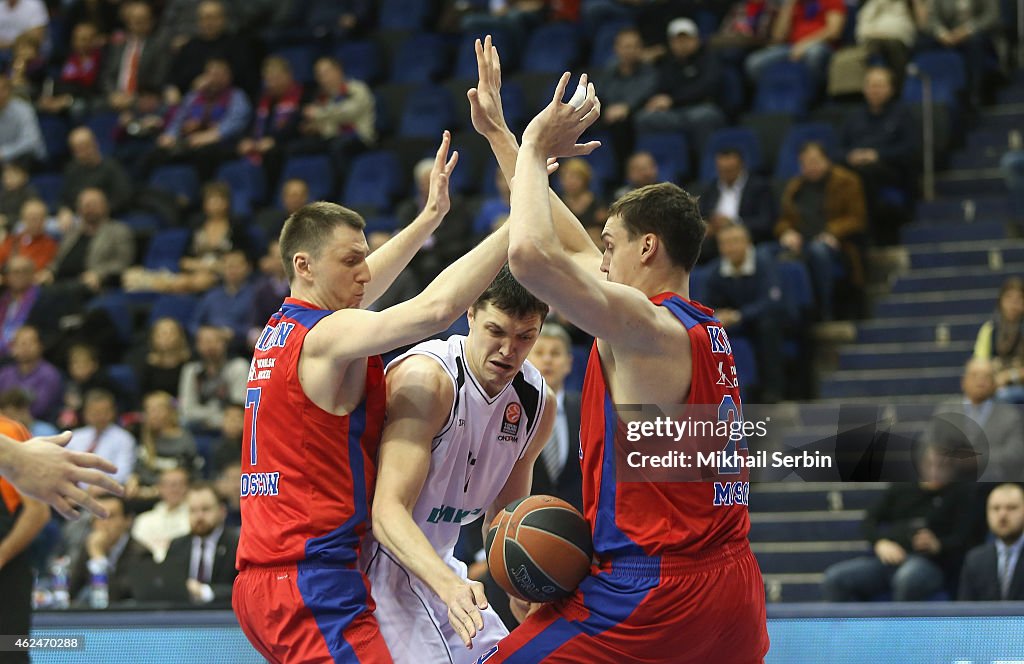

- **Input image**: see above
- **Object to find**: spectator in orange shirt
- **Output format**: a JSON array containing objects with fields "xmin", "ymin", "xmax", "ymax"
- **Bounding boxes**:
[{"xmin": 0, "ymin": 198, "xmax": 58, "ymax": 271}]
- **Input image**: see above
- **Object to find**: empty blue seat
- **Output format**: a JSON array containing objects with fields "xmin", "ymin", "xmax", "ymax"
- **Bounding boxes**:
[
  {"xmin": 689, "ymin": 264, "xmax": 710, "ymax": 303},
  {"xmin": 143, "ymin": 228, "xmax": 191, "ymax": 272},
  {"xmin": 700, "ymin": 128, "xmax": 763, "ymax": 182},
  {"xmin": 106, "ymin": 364, "xmax": 139, "ymax": 397},
  {"xmin": 903, "ymin": 50, "xmax": 967, "ymax": 105},
  {"xmin": 87, "ymin": 293, "xmax": 134, "ymax": 344},
  {"xmin": 334, "ymin": 41, "xmax": 382, "ymax": 85},
  {"xmin": 398, "ymin": 85, "xmax": 456, "ymax": 138},
  {"xmin": 29, "ymin": 173, "xmax": 63, "ymax": 212},
  {"xmin": 634, "ymin": 131, "xmax": 690, "ymax": 183},
  {"xmin": 84, "ymin": 111, "xmax": 120, "ymax": 156},
  {"xmin": 379, "ymin": 0, "xmax": 430, "ymax": 30},
  {"xmin": 579, "ymin": 131, "xmax": 617, "ymax": 193},
  {"xmin": 522, "ymin": 23, "xmax": 580, "ymax": 73},
  {"xmin": 120, "ymin": 211, "xmax": 163, "ymax": 234},
  {"xmin": 774, "ymin": 122, "xmax": 841, "ymax": 179},
  {"xmin": 273, "ymin": 45, "xmax": 318, "ymax": 85},
  {"xmin": 147, "ymin": 165, "xmax": 200, "ymax": 207},
  {"xmin": 149, "ymin": 294, "xmax": 199, "ymax": 327},
  {"xmin": 280, "ymin": 155, "xmax": 333, "ymax": 203},
  {"xmin": 754, "ymin": 61, "xmax": 811, "ymax": 115},
  {"xmin": 341, "ymin": 151, "xmax": 401, "ymax": 212},
  {"xmin": 776, "ymin": 259, "xmax": 814, "ymax": 326},
  {"xmin": 454, "ymin": 27, "xmax": 515, "ymax": 79},
  {"xmin": 390, "ymin": 33, "xmax": 449, "ymax": 83},
  {"xmin": 37, "ymin": 114, "xmax": 68, "ymax": 164},
  {"xmin": 217, "ymin": 159, "xmax": 266, "ymax": 217}
]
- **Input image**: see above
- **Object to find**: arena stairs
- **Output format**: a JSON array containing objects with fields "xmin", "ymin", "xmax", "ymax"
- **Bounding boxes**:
[{"xmin": 751, "ymin": 73, "xmax": 1024, "ymax": 602}]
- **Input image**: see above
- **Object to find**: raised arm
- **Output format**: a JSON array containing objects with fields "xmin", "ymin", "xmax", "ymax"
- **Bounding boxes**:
[
  {"xmin": 371, "ymin": 357, "xmax": 488, "ymax": 650},
  {"xmin": 467, "ymin": 36, "xmax": 602, "ymax": 272},
  {"xmin": 305, "ymin": 224, "xmax": 509, "ymax": 362},
  {"xmin": 506, "ymin": 75, "xmax": 676, "ymax": 349},
  {"xmin": 363, "ymin": 131, "xmax": 459, "ymax": 307}
]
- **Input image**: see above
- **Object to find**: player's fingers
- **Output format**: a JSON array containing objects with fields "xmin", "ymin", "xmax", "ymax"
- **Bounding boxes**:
[
  {"xmin": 72, "ymin": 467, "xmax": 123, "ymax": 496},
  {"xmin": 482, "ymin": 35, "xmax": 492, "ymax": 83},
  {"xmin": 52, "ymin": 494, "xmax": 80, "ymax": 521},
  {"xmin": 43, "ymin": 430, "xmax": 74, "ymax": 447},
  {"xmin": 546, "ymin": 160, "xmax": 560, "ymax": 175},
  {"xmin": 475, "ymin": 39, "xmax": 487, "ymax": 84},
  {"xmin": 551, "ymin": 72, "xmax": 571, "ymax": 106},
  {"xmin": 446, "ymin": 149, "xmax": 459, "ymax": 173},
  {"xmin": 572, "ymin": 140, "xmax": 602, "ymax": 156},
  {"xmin": 471, "ymin": 581, "xmax": 488, "ymax": 609},
  {"xmin": 449, "ymin": 609, "xmax": 473, "ymax": 647},
  {"xmin": 491, "ymin": 45, "xmax": 502, "ymax": 88},
  {"xmin": 435, "ymin": 130, "xmax": 451, "ymax": 168},
  {"xmin": 575, "ymin": 85, "xmax": 599, "ymax": 120},
  {"xmin": 68, "ymin": 450, "xmax": 118, "ymax": 475}
]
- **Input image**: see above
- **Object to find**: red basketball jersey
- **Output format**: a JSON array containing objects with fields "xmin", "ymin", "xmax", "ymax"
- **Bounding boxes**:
[
  {"xmin": 236, "ymin": 297, "xmax": 386, "ymax": 570},
  {"xmin": 579, "ymin": 292, "xmax": 751, "ymax": 559}
]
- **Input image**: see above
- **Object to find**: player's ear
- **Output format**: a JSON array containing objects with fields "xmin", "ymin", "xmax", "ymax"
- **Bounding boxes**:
[
  {"xmin": 293, "ymin": 252, "xmax": 312, "ymax": 279},
  {"xmin": 640, "ymin": 233, "xmax": 658, "ymax": 265}
]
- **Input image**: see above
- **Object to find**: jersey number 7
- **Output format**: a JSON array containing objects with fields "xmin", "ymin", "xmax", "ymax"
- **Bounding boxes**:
[{"xmin": 245, "ymin": 387, "xmax": 262, "ymax": 465}]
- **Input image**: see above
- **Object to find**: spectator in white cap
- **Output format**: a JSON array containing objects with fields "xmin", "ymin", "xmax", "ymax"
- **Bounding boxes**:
[{"xmin": 634, "ymin": 17, "xmax": 725, "ymax": 149}]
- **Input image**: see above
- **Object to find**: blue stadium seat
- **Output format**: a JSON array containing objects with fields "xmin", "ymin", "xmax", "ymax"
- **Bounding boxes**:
[
  {"xmin": 522, "ymin": 23, "xmax": 581, "ymax": 73},
  {"xmin": 38, "ymin": 114, "xmax": 68, "ymax": 164},
  {"xmin": 579, "ymin": 131, "xmax": 617, "ymax": 194},
  {"xmin": 775, "ymin": 259, "xmax": 814, "ymax": 326},
  {"xmin": 689, "ymin": 264, "xmax": 710, "ymax": 303},
  {"xmin": 334, "ymin": 41, "xmax": 383, "ymax": 85},
  {"xmin": 142, "ymin": 228, "xmax": 191, "ymax": 272},
  {"xmin": 120, "ymin": 211, "xmax": 163, "ymax": 234},
  {"xmin": 498, "ymin": 80, "xmax": 527, "ymax": 133},
  {"xmin": 774, "ymin": 122, "xmax": 841, "ymax": 179},
  {"xmin": 390, "ymin": 33, "xmax": 449, "ymax": 83},
  {"xmin": 147, "ymin": 165, "xmax": 200, "ymax": 207},
  {"xmin": 754, "ymin": 61, "xmax": 811, "ymax": 115},
  {"xmin": 730, "ymin": 335, "xmax": 759, "ymax": 395},
  {"xmin": 379, "ymin": 0, "xmax": 431, "ymax": 31},
  {"xmin": 398, "ymin": 85, "xmax": 456, "ymax": 138},
  {"xmin": 903, "ymin": 50, "xmax": 967, "ymax": 105},
  {"xmin": 280, "ymin": 155, "xmax": 334, "ymax": 203},
  {"xmin": 341, "ymin": 150, "xmax": 401, "ymax": 212},
  {"xmin": 589, "ymin": 19, "xmax": 633, "ymax": 67},
  {"xmin": 566, "ymin": 344, "xmax": 590, "ymax": 393},
  {"xmin": 634, "ymin": 131, "xmax": 690, "ymax": 184},
  {"xmin": 106, "ymin": 364, "xmax": 139, "ymax": 397},
  {"xmin": 217, "ymin": 159, "xmax": 267, "ymax": 218},
  {"xmin": 87, "ymin": 293, "xmax": 134, "ymax": 344},
  {"xmin": 84, "ymin": 110, "xmax": 120, "ymax": 157},
  {"xmin": 364, "ymin": 216, "xmax": 400, "ymax": 234},
  {"xmin": 29, "ymin": 173, "xmax": 63, "ymax": 212},
  {"xmin": 273, "ymin": 44, "xmax": 319, "ymax": 85},
  {"xmin": 149, "ymin": 294, "xmax": 199, "ymax": 327},
  {"xmin": 699, "ymin": 128, "xmax": 763, "ymax": 182},
  {"xmin": 454, "ymin": 27, "xmax": 515, "ymax": 79}
]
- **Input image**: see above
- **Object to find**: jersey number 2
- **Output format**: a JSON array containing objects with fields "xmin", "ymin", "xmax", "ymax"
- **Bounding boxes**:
[{"xmin": 245, "ymin": 387, "xmax": 261, "ymax": 465}]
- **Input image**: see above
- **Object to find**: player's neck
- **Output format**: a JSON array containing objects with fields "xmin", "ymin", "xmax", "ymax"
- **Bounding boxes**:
[{"xmin": 631, "ymin": 268, "xmax": 689, "ymax": 302}]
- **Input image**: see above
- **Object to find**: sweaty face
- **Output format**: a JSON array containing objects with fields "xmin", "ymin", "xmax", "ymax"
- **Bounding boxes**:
[
  {"xmin": 308, "ymin": 225, "xmax": 371, "ymax": 310},
  {"xmin": 466, "ymin": 304, "xmax": 543, "ymax": 397}
]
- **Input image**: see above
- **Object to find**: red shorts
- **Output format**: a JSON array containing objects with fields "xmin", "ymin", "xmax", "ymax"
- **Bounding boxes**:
[
  {"xmin": 478, "ymin": 541, "xmax": 769, "ymax": 664},
  {"xmin": 233, "ymin": 562, "xmax": 393, "ymax": 664}
]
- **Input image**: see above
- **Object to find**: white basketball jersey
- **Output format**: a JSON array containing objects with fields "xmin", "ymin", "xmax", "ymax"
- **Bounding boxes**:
[{"xmin": 385, "ymin": 335, "xmax": 548, "ymax": 559}]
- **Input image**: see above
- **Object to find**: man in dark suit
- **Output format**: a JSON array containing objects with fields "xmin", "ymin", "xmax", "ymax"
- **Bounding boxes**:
[
  {"xmin": 959, "ymin": 484, "xmax": 1024, "ymax": 601},
  {"xmin": 69, "ymin": 494, "xmax": 153, "ymax": 604},
  {"xmin": 158, "ymin": 481, "xmax": 239, "ymax": 607},
  {"xmin": 101, "ymin": 1, "xmax": 171, "ymax": 112},
  {"xmin": 697, "ymin": 148, "xmax": 775, "ymax": 265},
  {"xmin": 527, "ymin": 322, "xmax": 582, "ymax": 511}
]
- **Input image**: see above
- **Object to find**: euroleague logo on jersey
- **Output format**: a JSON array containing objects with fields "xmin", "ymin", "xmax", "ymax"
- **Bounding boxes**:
[{"xmin": 500, "ymin": 403, "xmax": 521, "ymax": 437}]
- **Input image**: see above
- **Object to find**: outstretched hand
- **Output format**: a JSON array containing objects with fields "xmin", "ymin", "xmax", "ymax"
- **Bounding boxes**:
[
  {"xmin": 3, "ymin": 432, "xmax": 123, "ymax": 520},
  {"xmin": 424, "ymin": 130, "xmax": 460, "ymax": 218},
  {"xmin": 521, "ymin": 72, "xmax": 602, "ymax": 159},
  {"xmin": 467, "ymin": 35, "xmax": 508, "ymax": 138}
]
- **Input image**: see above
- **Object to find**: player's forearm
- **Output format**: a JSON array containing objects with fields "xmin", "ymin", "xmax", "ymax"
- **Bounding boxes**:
[
  {"xmin": 363, "ymin": 208, "xmax": 444, "ymax": 307},
  {"xmin": 508, "ymin": 143, "xmax": 562, "ymax": 277},
  {"xmin": 486, "ymin": 128, "xmax": 597, "ymax": 258},
  {"xmin": 415, "ymin": 224, "xmax": 509, "ymax": 321},
  {"xmin": 372, "ymin": 505, "xmax": 464, "ymax": 597},
  {"xmin": 0, "ymin": 436, "xmax": 17, "ymax": 475}
]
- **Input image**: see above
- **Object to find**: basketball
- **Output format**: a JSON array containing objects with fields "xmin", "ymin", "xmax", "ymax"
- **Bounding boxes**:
[{"xmin": 486, "ymin": 495, "xmax": 593, "ymax": 603}]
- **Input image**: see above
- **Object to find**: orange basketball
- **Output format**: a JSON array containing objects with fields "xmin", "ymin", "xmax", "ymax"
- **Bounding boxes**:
[{"xmin": 486, "ymin": 495, "xmax": 593, "ymax": 602}]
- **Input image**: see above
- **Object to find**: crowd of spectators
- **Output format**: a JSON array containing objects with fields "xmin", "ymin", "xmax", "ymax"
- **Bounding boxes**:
[{"xmin": 0, "ymin": 0, "xmax": 1019, "ymax": 613}]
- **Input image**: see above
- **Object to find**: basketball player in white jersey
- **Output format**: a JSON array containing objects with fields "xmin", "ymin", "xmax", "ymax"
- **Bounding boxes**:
[{"xmin": 367, "ymin": 266, "xmax": 556, "ymax": 663}]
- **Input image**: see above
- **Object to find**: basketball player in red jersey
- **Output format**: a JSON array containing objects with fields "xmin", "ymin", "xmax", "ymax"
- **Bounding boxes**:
[
  {"xmin": 469, "ymin": 47, "xmax": 770, "ymax": 663},
  {"xmin": 233, "ymin": 131, "xmax": 518, "ymax": 664}
]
